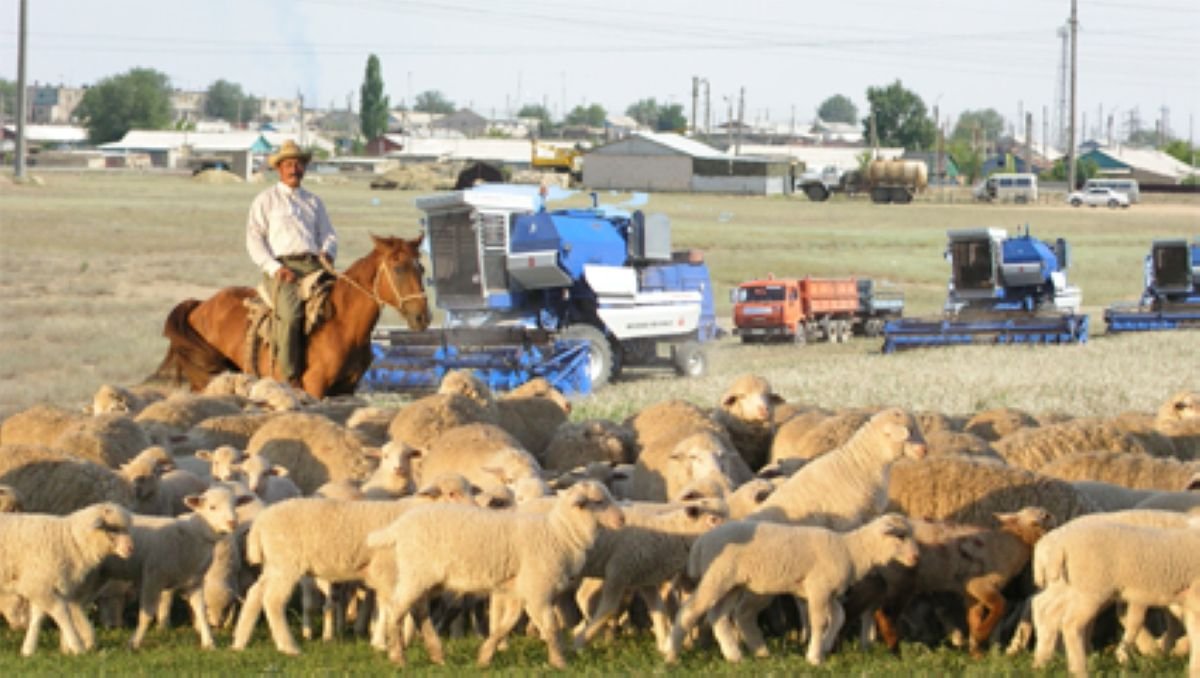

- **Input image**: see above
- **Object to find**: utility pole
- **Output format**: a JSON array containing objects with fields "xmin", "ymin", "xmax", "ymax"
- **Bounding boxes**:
[
  {"xmin": 703, "ymin": 80, "xmax": 710, "ymax": 140},
  {"xmin": 15, "ymin": 0, "xmax": 29, "ymax": 179},
  {"xmin": 1025, "ymin": 112, "xmax": 1034, "ymax": 177},
  {"xmin": 1056, "ymin": 24, "xmax": 1069, "ymax": 149},
  {"xmin": 736, "ymin": 86, "xmax": 745, "ymax": 155},
  {"xmin": 691, "ymin": 76, "xmax": 699, "ymax": 137},
  {"xmin": 1043, "ymin": 105, "xmax": 1049, "ymax": 159},
  {"xmin": 1067, "ymin": 0, "xmax": 1078, "ymax": 190}
]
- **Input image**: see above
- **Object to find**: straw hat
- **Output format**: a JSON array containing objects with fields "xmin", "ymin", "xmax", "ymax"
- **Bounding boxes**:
[{"xmin": 268, "ymin": 139, "xmax": 312, "ymax": 169}]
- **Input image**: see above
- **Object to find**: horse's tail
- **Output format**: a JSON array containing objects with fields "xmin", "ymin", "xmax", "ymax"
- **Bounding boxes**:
[{"xmin": 145, "ymin": 299, "xmax": 233, "ymax": 390}]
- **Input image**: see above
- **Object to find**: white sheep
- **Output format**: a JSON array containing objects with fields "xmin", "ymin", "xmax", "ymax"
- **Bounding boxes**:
[
  {"xmin": 116, "ymin": 446, "xmax": 178, "ymax": 515},
  {"xmin": 135, "ymin": 394, "xmax": 245, "ymax": 448},
  {"xmin": 245, "ymin": 412, "xmax": 375, "ymax": 494},
  {"xmin": 0, "ymin": 502, "xmax": 134, "ymax": 656},
  {"xmin": 90, "ymin": 383, "xmax": 163, "ymax": 416},
  {"xmin": 769, "ymin": 408, "xmax": 875, "ymax": 464},
  {"xmin": 201, "ymin": 371, "xmax": 257, "ymax": 397},
  {"xmin": 232, "ymin": 454, "xmax": 301, "ymax": 504},
  {"xmin": 51, "ymin": 413, "xmax": 153, "ymax": 468},
  {"xmin": 748, "ymin": 407, "xmax": 928, "ymax": 528},
  {"xmin": 184, "ymin": 412, "xmax": 277, "ymax": 454},
  {"xmin": 365, "ymin": 480, "xmax": 625, "ymax": 668},
  {"xmin": 631, "ymin": 430, "xmax": 752, "ymax": 502},
  {"xmin": 0, "ymin": 443, "xmax": 134, "ymax": 514},
  {"xmin": 230, "ymin": 475, "xmax": 478, "ymax": 656},
  {"xmin": 1030, "ymin": 516, "xmax": 1200, "ymax": 675},
  {"xmin": 84, "ymin": 485, "xmax": 251, "ymax": 649},
  {"xmin": 415, "ymin": 422, "xmax": 543, "ymax": 491},
  {"xmin": 0, "ymin": 403, "xmax": 87, "ymax": 447},
  {"xmin": 345, "ymin": 406, "xmax": 399, "ymax": 448},
  {"xmin": 541, "ymin": 419, "xmax": 637, "ymax": 473},
  {"xmin": 665, "ymin": 513, "xmax": 918, "ymax": 665},
  {"xmin": 387, "ymin": 391, "xmax": 492, "ymax": 450},
  {"xmin": 711, "ymin": 374, "xmax": 785, "ymax": 471}
]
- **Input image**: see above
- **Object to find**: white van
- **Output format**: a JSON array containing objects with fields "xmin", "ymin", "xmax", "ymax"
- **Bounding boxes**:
[
  {"xmin": 1083, "ymin": 177, "xmax": 1140, "ymax": 203},
  {"xmin": 973, "ymin": 173, "xmax": 1038, "ymax": 204}
]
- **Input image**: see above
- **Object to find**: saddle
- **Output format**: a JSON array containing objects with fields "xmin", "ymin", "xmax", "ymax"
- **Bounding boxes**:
[{"xmin": 243, "ymin": 271, "xmax": 335, "ymax": 376}]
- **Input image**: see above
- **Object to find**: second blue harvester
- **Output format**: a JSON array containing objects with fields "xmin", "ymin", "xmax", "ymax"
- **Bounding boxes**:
[{"xmin": 1104, "ymin": 239, "xmax": 1200, "ymax": 333}]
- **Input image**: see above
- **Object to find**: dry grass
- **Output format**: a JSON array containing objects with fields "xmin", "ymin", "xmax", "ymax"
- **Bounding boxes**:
[{"xmin": 0, "ymin": 170, "xmax": 1196, "ymax": 422}]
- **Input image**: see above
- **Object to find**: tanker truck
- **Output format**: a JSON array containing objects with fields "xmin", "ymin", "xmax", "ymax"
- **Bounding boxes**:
[{"xmin": 796, "ymin": 158, "xmax": 928, "ymax": 204}]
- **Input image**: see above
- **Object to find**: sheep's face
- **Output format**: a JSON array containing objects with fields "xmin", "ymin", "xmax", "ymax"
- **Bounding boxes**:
[
  {"xmin": 438, "ymin": 370, "xmax": 495, "ymax": 410},
  {"xmin": 92, "ymin": 384, "xmax": 134, "ymax": 415},
  {"xmin": 513, "ymin": 476, "xmax": 550, "ymax": 504},
  {"xmin": 236, "ymin": 455, "xmax": 286, "ymax": 497},
  {"xmin": 682, "ymin": 499, "xmax": 728, "ymax": 531},
  {"xmin": 513, "ymin": 378, "xmax": 572, "ymax": 414},
  {"xmin": 126, "ymin": 465, "xmax": 160, "ymax": 501},
  {"xmin": 375, "ymin": 441, "xmax": 420, "ymax": 492},
  {"xmin": 0, "ymin": 485, "xmax": 22, "ymax": 513},
  {"xmin": 996, "ymin": 507, "xmax": 1056, "ymax": 542},
  {"xmin": 1166, "ymin": 391, "xmax": 1200, "ymax": 422},
  {"xmin": 720, "ymin": 375, "xmax": 784, "ymax": 425},
  {"xmin": 566, "ymin": 480, "xmax": 625, "ymax": 529},
  {"xmin": 197, "ymin": 446, "xmax": 244, "ymax": 482},
  {"xmin": 90, "ymin": 503, "xmax": 135, "ymax": 559},
  {"xmin": 670, "ymin": 433, "xmax": 737, "ymax": 484},
  {"xmin": 417, "ymin": 473, "xmax": 478, "ymax": 505},
  {"xmin": 184, "ymin": 486, "xmax": 249, "ymax": 536},
  {"xmin": 871, "ymin": 513, "xmax": 918, "ymax": 568},
  {"xmin": 728, "ymin": 479, "xmax": 775, "ymax": 516},
  {"xmin": 869, "ymin": 409, "xmax": 927, "ymax": 460}
]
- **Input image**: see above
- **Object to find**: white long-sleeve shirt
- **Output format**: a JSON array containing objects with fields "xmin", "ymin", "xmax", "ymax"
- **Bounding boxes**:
[{"xmin": 246, "ymin": 182, "xmax": 338, "ymax": 276}]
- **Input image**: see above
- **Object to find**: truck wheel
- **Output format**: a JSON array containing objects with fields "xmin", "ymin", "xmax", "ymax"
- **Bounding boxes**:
[
  {"xmin": 838, "ymin": 320, "xmax": 852, "ymax": 343},
  {"xmin": 1070, "ymin": 198, "xmax": 1082, "ymax": 207},
  {"xmin": 891, "ymin": 188, "xmax": 913, "ymax": 204},
  {"xmin": 804, "ymin": 184, "xmax": 829, "ymax": 201},
  {"xmin": 562, "ymin": 324, "xmax": 615, "ymax": 388},
  {"xmin": 864, "ymin": 318, "xmax": 885, "ymax": 338},
  {"xmin": 870, "ymin": 187, "xmax": 892, "ymax": 204},
  {"xmin": 672, "ymin": 341, "xmax": 707, "ymax": 378}
]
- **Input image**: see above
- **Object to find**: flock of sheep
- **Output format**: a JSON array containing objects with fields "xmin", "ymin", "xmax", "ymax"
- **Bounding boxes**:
[{"xmin": 0, "ymin": 369, "xmax": 1198, "ymax": 675}]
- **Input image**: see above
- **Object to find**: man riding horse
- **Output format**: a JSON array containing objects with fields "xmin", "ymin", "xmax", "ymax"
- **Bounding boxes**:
[{"xmin": 245, "ymin": 139, "xmax": 337, "ymax": 388}]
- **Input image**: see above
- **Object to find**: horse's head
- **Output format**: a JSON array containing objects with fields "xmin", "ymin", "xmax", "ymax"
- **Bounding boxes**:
[{"xmin": 373, "ymin": 234, "xmax": 431, "ymax": 331}]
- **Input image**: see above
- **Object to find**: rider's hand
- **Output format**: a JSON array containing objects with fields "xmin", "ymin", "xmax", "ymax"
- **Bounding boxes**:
[{"xmin": 275, "ymin": 267, "xmax": 297, "ymax": 284}]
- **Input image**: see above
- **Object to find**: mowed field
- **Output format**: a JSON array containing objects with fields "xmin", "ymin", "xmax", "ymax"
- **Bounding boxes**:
[
  {"xmin": 1, "ymin": 170, "xmax": 1196, "ymax": 422},
  {"xmin": 0, "ymin": 170, "xmax": 1198, "ymax": 671}
]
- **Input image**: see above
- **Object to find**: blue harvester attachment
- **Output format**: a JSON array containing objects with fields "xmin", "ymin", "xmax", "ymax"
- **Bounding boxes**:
[
  {"xmin": 1104, "ymin": 239, "xmax": 1200, "ymax": 333},
  {"xmin": 883, "ymin": 227, "xmax": 1089, "ymax": 353}
]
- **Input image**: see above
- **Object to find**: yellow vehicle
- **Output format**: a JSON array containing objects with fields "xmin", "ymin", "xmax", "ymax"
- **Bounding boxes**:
[{"xmin": 531, "ymin": 140, "xmax": 584, "ymax": 182}]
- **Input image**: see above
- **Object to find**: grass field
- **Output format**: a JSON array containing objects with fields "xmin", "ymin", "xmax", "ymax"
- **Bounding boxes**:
[{"xmin": 0, "ymin": 170, "xmax": 1198, "ymax": 671}]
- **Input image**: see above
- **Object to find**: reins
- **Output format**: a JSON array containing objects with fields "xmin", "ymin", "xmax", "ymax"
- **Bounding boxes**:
[{"xmin": 320, "ymin": 257, "xmax": 426, "ymax": 310}]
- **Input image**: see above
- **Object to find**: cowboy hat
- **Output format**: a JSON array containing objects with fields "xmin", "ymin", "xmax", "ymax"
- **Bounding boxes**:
[{"xmin": 268, "ymin": 139, "xmax": 312, "ymax": 169}]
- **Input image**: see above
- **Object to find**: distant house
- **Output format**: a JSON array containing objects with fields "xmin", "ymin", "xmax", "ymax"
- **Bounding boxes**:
[
  {"xmin": 387, "ymin": 137, "xmax": 533, "ymax": 167},
  {"xmin": 1079, "ymin": 145, "xmax": 1195, "ymax": 185},
  {"xmin": 810, "ymin": 118, "xmax": 863, "ymax": 144},
  {"xmin": 99, "ymin": 130, "xmax": 299, "ymax": 168},
  {"xmin": 366, "ymin": 134, "xmax": 406, "ymax": 156},
  {"xmin": 27, "ymin": 84, "xmax": 87, "ymax": 124},
  {"xmin": 3, "ymin": 124, "xmax": 88, "ymax": 150},
  {"xmin": 583, "ymin": 131, "xmax": 791, "ymax": 195},
  {"xmin": 604, "ymin": 114, "xmax": 643, "ymax": 141},
  {"xmin": 432, "ymin": 109, "xmax": 488, "ymax": 137}
]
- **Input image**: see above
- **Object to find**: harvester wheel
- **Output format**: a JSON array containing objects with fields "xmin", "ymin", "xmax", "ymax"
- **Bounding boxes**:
[
  {"xmin": 864, "ymin": 318, "xmax": 885, "ymax": 338},
  {"xmin": 562, "ymin": 324, "xmax": 615, "ymax": 388},
  {"xmin": 672, "ymin": 341, "xmax": 707, "ymax": 378}
]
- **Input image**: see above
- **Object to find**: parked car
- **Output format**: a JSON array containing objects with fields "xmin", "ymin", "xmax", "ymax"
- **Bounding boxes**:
[{"xmin": 1067, "ymin": 186, "xmax": 1130, "ymax": 209}]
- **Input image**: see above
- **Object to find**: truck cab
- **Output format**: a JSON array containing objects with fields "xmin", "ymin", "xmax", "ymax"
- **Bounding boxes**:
[{"xmin": 733, "ymin": 275, "xmax": 859, "ymax": 344}]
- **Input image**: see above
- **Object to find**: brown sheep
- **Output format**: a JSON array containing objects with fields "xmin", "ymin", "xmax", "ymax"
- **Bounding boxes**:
[
  {"xmin": 387, "ymin": 392, "xmax": 491, "ymax": 450},
  {"xmin": 711, "ymin": 374, "xmax": 785, "ymax": 471},
  {"xmin": 0, "ymin": 444, "xmax": 133, "ymax": 514},
  {"xmin": 245, "ymin": 412, "xmax": 374, "ymax": 494},
  {"xmin": 962, "ymin": 407, "xmax": 1038, "ymax": 442},
  {"xmin": 1038, "ymin": 450, "xmax": 1200, "ymax": 491},
  {"xmin": 541, "ymin": 419, "xmax": 637, "ymax": 472},
  {"xmin": 0, "ymin": 404, "xmax": 86, "ymax": 447},
  {"xmin": 992, "ymin": 419, "xmax": 1160, "ymax": 471},
  {"xmin": 770, "ymin": 408, "xmax": 876, "ymax": 463}
]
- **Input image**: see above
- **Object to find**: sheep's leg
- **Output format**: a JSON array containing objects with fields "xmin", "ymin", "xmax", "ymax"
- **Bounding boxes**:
[
  {"xmin": 261, "ymin": 573, "xmax": 303, "ymax": 655},
  {"xmin": 186, "ymin": 587, "xmax": 215, "ymax": 649},
  {"xmin": 20, "ymin": 602, "xmax": 47, "ymax": 656},
  {"xmin": 965, "ymin": 582, "xmax": 1007, "ymax": 657},
  {"xmin": 1061, "ymin": 593, "xmax": 1106, "ymax": 677},
  {"xmin": 529, "ymin": 595, "xmax": 568, "ymax": 669},
  {"xmin": 822, "ymin": 598, "xmax": 845, "ymax": 655},
  {"xmin": 320, "ymin": 580, "xmax": 340, "ymax": 642},
  {"xmin": 874, "ymin": 607, "xmax": 903, "ymax": 654},
  {"xmin": 1006, "ymin": 597, "xmax": 1034, "ymax": 656},
  {"xmin": 156, "ymin": 589, "xmax": 173, "ymax": 630},
  {"xmin": 1031, "ymin": 587, "xmax": 1064, "ymax": 669},
  {"xmin": 571, "ymin": 578, "xmax": 603, "ymax": 640},
  {"xmin": 1117, "ymin": 603, "xmax": 1149, "ymax": 664},
  {"xmin": 734, "ymin": 593, "xmax": 773, "ymax": 659},
  {"xmin": 45, "ymin": 596, "xmax": 85, "ymax": 655},
  {"xmin": 231, "ymin": 577, "xmax": 265, "ymax": 651},
  {"xmin": 667, "ymin": 572, "xmax": 728, "ymax": 663},
  {"xmin": 67, "ymin": 601, "xmax": 96, "ymax": 651},
  {"xmin": 131, "ymin": 580, "xmax": 167, "ymax": 650},
  {"xmin": 805, "ymin": 594, "xmax": 833, "ymax": 666},
  {"xmin": 1183, "ymin": 605, "xmax": 1200, "ymax": 677},
  {"xmin": 299, "ymin": 576, "xmax": 320, "ymax": 641},
  {"xmin": 385, "ymin": 580, "xmax": 431, "ymax": 667},
  {"xmin": 358, "ymin": 590, "xmax": 376, "ymax": 640},
  {"xmin": 639, "ymin": 585, "xmax": 674, "ymax": 655},
  {"xmin": 477, "ymin": 594, "xmax": 524, "ymax": 668},
  {"xmin": 573, "ymin": 580, "xmax": 626, "ymax": 650},
  {"xmin": 414, "ymin": 601, "xmax": 445, "ymax": 665},
  {"xmin": 707, "ymin": 592, "xmax": 745, "ymax": 662}
]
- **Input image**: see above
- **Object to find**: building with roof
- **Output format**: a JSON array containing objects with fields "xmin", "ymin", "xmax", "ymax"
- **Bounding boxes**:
[
  {"xmin": 432, "ymin": 109, "xmax": 489, "ymax": 137},
  {"xmin": 28, "ymin": 84, "xmax": 87, "ymax": 124},
  {"xmin": 3, "ymin": 124, "xmax": 89, "ymax": 149},
  {"xmin": 583, "ymin": 132, "xmax": 791, "ymax": 194},
  {"xmin": 384, "ymin": 136, "xmax": 533, "ymax": 167},
  {"xmin": 1079, "ymin": 145, "xmax": 1196, "ymax": 185}
]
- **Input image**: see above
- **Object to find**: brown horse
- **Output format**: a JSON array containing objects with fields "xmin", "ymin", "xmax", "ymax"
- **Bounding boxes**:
[{"xmin": 152, "ymin": 234, "xmax": 430, "ymax": 399}]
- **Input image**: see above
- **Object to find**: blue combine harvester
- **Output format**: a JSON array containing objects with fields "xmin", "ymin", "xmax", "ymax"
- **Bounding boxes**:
[
  {"xmin": 360, "ymin": 186, "xmax": 719, "ymax": 395},
  {"xmin": 882, "ymin": 227, "xmax": 1089, "ymax": 353},
  {"xmin": 1104, "ymin": 239, "xmax": 1200, "ymax": 333}
]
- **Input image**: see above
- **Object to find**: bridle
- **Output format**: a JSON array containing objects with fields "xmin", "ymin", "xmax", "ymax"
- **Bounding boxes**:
[{"xmin": 321, "ymin": 257, "xmax": 427, "ymax": 311}]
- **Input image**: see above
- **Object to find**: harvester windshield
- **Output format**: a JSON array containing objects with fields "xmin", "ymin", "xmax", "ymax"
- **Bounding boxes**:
[
  {"xmin": 951, "ymin": 239, "xmax": 996, "ymax": 291},
  {"xmin": 1153, "ymin": 241, "xmax": 1192, "ymax": 291}
]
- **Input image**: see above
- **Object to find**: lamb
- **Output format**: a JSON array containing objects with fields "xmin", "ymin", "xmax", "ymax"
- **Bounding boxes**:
[
  {"xmin": 665, "ymin": 513, "xmax": 919, "ymax": 665},
  {"xmin": 245, "ymin": 412, "xmax": 375, "ymax": 494},
  {"xmin": 0, "ymin": 403, "xmax": 87, "ymax": 446},
  {"xmin": 135, "ymin": 393, "xmax": 246, "ymax": 448},
  {"xmin": 247, "ymin": 378, "xmax": 315, "ymax": 412},
  {"xmin": 195, "ymin": 445, "xmax": 245, "ymax": 483},
  {"xmin": 233, "ymin": 454, "xmax": 302, "ymax": 504},
  {"xmin": 992, "ymin": 419, "xmax": 1160, "ymax": 471},
  {"xmin": 1029, "ymin": 516, "xmax": 1200, "ymax": 675},
  {"xmin": 90, "ymin": 383, "xmax": 164, "ymax": 416},
  {"xmin": 677, "ymin": 473, "xmax": 777, "ymax": 520},
  {"xmin": 202, "ymin": 482, "xmax": 266, "ymax": 629},
  {"xmin": 184, "ymin": 412, "xmax": 277, "ymax": 453},
  {"xmin": 711, "ymin": 374, "xmax": 785, "ymax": 471},
  {"xmin": 345, "ymin": 406, "xmax": 400, "ymax": 448},
  {"xmin": 633, "ymin": 430, "xmax": 751, "ymax": 502},
  {"xmin": 311, "ymin": 441, "xmax": 421, "ymax": 501},
  {"xmin": 83, "ymin": 485, "xmax": 251, "ymax": 649},
  {"xmin": 230, "ymin": 475, "xmax": 479, "ymax": 656},
  {"xmin": 572, "ymin": 497, "xmax": 728, "ymax": 653},
  {"xmin": 1039, "ymin": 449, "xmax": 1200, "ymax": 490},
  {"xmin": 415, "ymin": 422, "xmax": 543, "ymax": 490},
  {"xmin": 365, "ymin": 480, "xmax": 625, "ymax": 668},
  {"xmin": 50, "ymin": 413, "xmax": 153, "ymax": 468},
  {"xmin": 854, "ymin": 507, "xmax": 1055, "ymax": 657},
  {"xmin": 201, "ymin": 371, "xmax": 257, "ymax": 397},
  {"xmin": 117, "ymin": 446, "xmax": 181, "ymax": 515},
  {"xmin": 540, "ymin": 419, "xmax": 637, "ymax": 473},
  {"xmin": 0, "ymin": 444, "xmax": 133, "ymax": 514},
  {"xmin": 769, "ymin": 408, "xmax": 876, "ymax": 464},
  {"xmin": 0, "ymin": 502, "xmax": 133, "ymax": 656},
  {"xmin": 887, "ymin": 455, "xmax": 1100, "ymax": 528},
  {"xmin": 387, "ymin": 391, "xmax": 492, "ymax": 450},
  {"xmin": 962, "ymin": 407, "xmax": 1039, "ymax": 442},
  {"xmin": 748, "ymin": 407, "xmax": 928, "ymax": 528}
]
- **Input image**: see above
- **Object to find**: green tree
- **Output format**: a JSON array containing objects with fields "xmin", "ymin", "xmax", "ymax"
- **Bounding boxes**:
[
  {"xmin": 1163, "ymin": 139, "xmax": 1197, "ymax": 167},
  {"xmin": 204, "ymin": 79, "xmax": 256, "ymax": 124},
  {"xmin": 949, "ymin": 139, "xmax": 984, "ymax": 185},
  {"xmin": 1046, "ymin": 157, "xmax": 1098, "ymax": 187},
  {"xmin": 565, "ymin": 103, "xmax": 606, "ymax": 128},
  {"xmin": 626, "ymin": 98, "xmax": 660, "ymax": 127},
  {"xmin": 656, "ymin": 103, "xmax": 686, "ymax": 132},
  {"xmin": 414, "ymin": 90, "xmax": 455, "ymax": 114},
  {"xmin": 817, "ymin": 94, "xmax": 857, "ymax": 124},
  {"xmin": 951, "ymin": 108, "xmax": 1005, "ymax": 144},
  {"xmin": 862, "ymin": 80, "xmax": 936, "ymax": 150},
  {"xmin": 517, "ymin": 103, "xmax": 553, "ymax": 136},
  {"xmin": 75, "ymin": 68, "xmax": 172, "ymax": 144},
  {"xmin": 0, "ymin": 78, "xmax": 16, "ymax": 121},
  {"xmin": 359, "ymin": 54, "xmax": 390, "ymax": 141}
]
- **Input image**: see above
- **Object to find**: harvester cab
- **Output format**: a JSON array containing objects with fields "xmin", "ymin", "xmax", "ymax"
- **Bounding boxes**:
[
  {"xmin": 362, "ymin": 185, "xmax": 718, "ymax": 394},
  {"xmin": 1105, "ymin": 238, "xmax": 1200, "ymax": 333},
  {"xmin": 883, "ymin": 226, "xmax": 1088, "ymax": 352}
]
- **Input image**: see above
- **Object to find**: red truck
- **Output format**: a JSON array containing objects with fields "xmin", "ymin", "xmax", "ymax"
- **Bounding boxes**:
[{"xmin": 732, "ymin": 275, "xmax": 860, "ymax": 344}]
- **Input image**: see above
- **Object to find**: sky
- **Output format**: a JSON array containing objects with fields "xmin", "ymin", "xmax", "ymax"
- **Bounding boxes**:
[{"xmin": 3, "ymin": 0, "xmax": 1198, "ymax": 145}]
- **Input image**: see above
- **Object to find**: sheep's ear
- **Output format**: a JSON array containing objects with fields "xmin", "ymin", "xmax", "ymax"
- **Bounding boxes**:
[
  {"xmin": 768, "ymin": 393, "xmax": 786, "ymax": 406},
  {"xmin": 753, "ymin": 487, "xmax": 774, "ymax": 504},
  {"xmin": 183, "ymin": 495, "xmax": 203, "ymax": 512},
  {"xmin": 403, "ymin": 447, "xmax": 425, "ymax": 462},
  {"xmin": 705, "ymin": 513, "xmax": 724, "ymax": 528},
  {"xmin": 1187, "ymin": 475, "xmax": 1200, "ymax": 492},
  {"xmin": 993, "ymin": 511, "xmax": 1016, "ymax": 526},
  {"xmin": 235, "ymin": 494, "xmax": 256, "ymax": 507},
  {"xmin": 486, "ymin": 495, "xmax": 509, "ymax": 509},
  {"xmin": 757, "ymin": 466, "xmax": 783, "ymax": 480},
  {"xmin": 612, "ymin": 468, "xmax": 631, "ymax": 482},
  {"xmin": 269, "ymin": 466, "xmax": 288, "ymax": 477}
]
